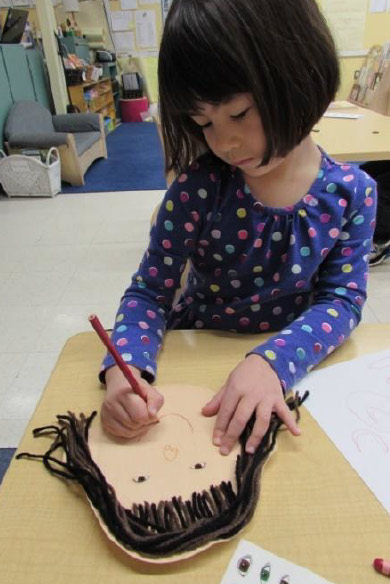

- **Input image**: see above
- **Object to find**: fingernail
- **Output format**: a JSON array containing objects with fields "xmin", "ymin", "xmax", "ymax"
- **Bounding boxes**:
[
  {"xmin": 246, "ymin": 445, "xmax": 255, "ymax": 454},
  {"xmin": 220, "ymin": 446, "xmax": 229, "ymax": 455},
  {"xmin": 149, "ymin": 407, "xmax": 157, "ymax": 417},
  {"xmin": 213, "ymin": 435, "xmax": 221, "ymax": 446}
]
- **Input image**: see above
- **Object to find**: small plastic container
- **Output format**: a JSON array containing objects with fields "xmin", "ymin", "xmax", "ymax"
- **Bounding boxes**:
[{"xmin": 0, "ymin": 148, "xmax": 61, "ymax": 197}]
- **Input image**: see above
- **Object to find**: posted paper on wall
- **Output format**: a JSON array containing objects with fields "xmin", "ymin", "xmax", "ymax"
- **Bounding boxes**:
[
  {"xmin": 121, "ymin": 0, "xmax": 137, "ymax": 8},
  {"xmin": 136, "ymin": 10, "xmax": 157, "ymax": 48},
  {"xmin": 370, "ymin": 0, "xmax": 387, "ymax": 11},
  {"xmin": 322, "ymin": 0, "xmax": 367, "ymax": 51},
  {"xmin": 296, "ymin": 350, "xmax": 390, "ymax": 513},
  {"xmin": 220, "ymin": 540, "xmax": 336, "ymax": 584},
  {"xmin": 113, "ymin": 31, "xmax": 135, "ymax": 53},
  {"xmin": 111, "ymin": 11, "xmax": 134, "ymax": 32}
]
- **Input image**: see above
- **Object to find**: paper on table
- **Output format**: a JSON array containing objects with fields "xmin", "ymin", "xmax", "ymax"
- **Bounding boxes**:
[
  {"xmin": 296, "ymin": 350, "xmax": 390, "ymax": 512},
  {"xmin": 220, "ymin": 540, "xmax": 336, "ymax": 584},
  {"xmin": 323, "ymin": 112, "xmax": 363, "ymax": 119}
]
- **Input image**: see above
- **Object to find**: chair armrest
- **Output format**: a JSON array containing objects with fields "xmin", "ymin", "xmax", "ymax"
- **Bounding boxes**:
[
  {"xmin": 52, "ymin": 113, "xmax": 101, "ymax": 133},
  {"xmin": 8, "ymin": 132, "xmax": 69, "ymax": 149}
]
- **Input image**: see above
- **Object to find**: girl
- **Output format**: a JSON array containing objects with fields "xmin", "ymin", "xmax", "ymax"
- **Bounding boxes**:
[{"xmin": 100, "ymin": 0, "xmax": 376, "ymax": 456}]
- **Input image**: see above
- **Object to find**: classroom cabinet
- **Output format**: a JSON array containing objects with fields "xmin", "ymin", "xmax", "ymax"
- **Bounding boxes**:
[{"xmin": 68, "ymin": 78, "xmax": 116, "ymax": 133}]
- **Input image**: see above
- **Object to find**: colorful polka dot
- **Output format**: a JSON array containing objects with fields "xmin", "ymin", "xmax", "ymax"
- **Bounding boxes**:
[
  {"xmin": 238, "ymin": 230, "xmax": 248, "ymax": 240},
  {"xmin": 300, "ymin": 247, "xmax": 310, "ymax": 257},
  {"xmin": 327, "ymin": 308, "xmax": 339, "ymax": 317},
  {"xmin": 320, "ymin": 213, "xmax": 331, "ymax": 223},
  {"xmin": 328, "ymin": 228, "xmax": 340, "ymax": 239},
  {"xmin": 265, "ymin": 350, "xmax": 276, "ymax": 360},
  {"xmin": 353, "ymin": 215, "xmax": 364, "ymax": 225},
  {"xmin": 301, "ymin": 324, "xmax": 313, "ymax": 333},
  {"xmin": 342, "ymin": 263, "xmax": 353, "ymax": 273}
]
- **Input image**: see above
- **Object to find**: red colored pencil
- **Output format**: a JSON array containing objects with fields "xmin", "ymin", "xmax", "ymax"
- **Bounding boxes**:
[
  {"xmin": 373, "ymin": 558, "xmax": 390, "ymax": 577},
  {"xmin": 88, "ymin": 314, "xmax": 147, "ymax": 401}
]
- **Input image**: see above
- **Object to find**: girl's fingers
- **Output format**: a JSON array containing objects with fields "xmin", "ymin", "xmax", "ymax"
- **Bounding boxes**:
[
  {"xmin": 211, "ymin": 389, "xmax": 240, "ymax": 447},
  {"xmin": 146, "ymin": 386, "xmax": 165, "ymax": 418},
  {"xmin": 275, "ymin": 399, "xmax": 301, "ymax": 436},
  {"xmin": 219, "ymin": 398, "xmax": 255, "ymax": 455},
  {"xmin": 245, "ymin": 401, "xmax": 273, "ymax": 454},
  {"xmin": 102, "ymin": 419, "xmax": 148, "ymax": 439},
  {"xmin": 121, "ymin": 392, "xmax": 150, "ymax": 425},
  {"xmin": 201, "ymin": 386, "xmax": 225, "ymax": 417}
]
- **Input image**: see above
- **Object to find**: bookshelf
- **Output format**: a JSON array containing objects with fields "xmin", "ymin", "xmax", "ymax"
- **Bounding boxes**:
[{"xmin": 68, "ymin": 77, "xmax": 116, "ymax": 133}]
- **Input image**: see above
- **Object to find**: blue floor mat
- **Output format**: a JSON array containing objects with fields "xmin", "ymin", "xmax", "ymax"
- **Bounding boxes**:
[
  {"xmin": 0, "ymin": 448, "xmax": 16, "ymax": 485},
  {"xmin": 61, "ymin": 122, "xmax": 166, "ymax": 193}
]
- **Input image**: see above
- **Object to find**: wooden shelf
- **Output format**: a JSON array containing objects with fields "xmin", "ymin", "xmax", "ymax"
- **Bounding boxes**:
[{"xmin": 68, "ymin": 77, "xmax": 117, "ymax": 130}]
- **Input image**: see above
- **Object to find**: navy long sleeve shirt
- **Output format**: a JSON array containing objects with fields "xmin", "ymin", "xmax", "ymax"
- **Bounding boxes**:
[{"xmin": 101, "ymin": 149, "xmax": 376, "ymax": 392}]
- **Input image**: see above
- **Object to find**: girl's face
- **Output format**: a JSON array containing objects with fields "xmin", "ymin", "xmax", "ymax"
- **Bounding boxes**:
[{"xmin": 190, "ymin": 93, "xmax": 283, "ymax": 178}]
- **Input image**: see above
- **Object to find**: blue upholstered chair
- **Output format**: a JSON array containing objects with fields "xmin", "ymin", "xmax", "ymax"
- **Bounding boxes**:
[{"xmin": 4, "ymin": 100, "xmax": 107, "ymax": 186}]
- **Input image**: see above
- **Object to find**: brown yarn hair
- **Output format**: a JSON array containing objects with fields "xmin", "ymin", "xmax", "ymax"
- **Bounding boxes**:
[
  {"xmin": 17, "ymin": 392, "xmax": 308, "ymax": 558},
  {"xmin": 158, "ymin": 0, "xmax": 340, "ymax": 175}
]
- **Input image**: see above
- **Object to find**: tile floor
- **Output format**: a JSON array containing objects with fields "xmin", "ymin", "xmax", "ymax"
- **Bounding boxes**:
[{"xmin": 0, "ymin": 190, "xmax": 389, "ymax": 448}]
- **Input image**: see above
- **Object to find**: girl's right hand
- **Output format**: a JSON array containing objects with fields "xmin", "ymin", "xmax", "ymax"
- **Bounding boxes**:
[{"xmin": 101, "ymin": 365, "xmax": 164, "ymax": 439}]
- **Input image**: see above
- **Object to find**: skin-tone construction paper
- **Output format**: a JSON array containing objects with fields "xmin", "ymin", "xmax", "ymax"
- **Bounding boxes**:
[
  {"xmin": 17, "ymin": 385, "xmax": 305, "ymax": 563},
  {"xmin": 88, "ymin": 385, "xmax": 241, "ymax": 507},
  {"xmin": 220, "ymin": 539, "xmax": 336, "ymax": 583}
]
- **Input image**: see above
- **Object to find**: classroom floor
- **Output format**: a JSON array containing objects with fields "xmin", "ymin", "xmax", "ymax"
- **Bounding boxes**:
[{"xmin": 0, "ymin": 190, "xmax": 389, "ymax": 449}]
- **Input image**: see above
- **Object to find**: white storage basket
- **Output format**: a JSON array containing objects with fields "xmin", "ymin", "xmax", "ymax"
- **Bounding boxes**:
[{"xmin": 0, "ymin": 148, "xmax": 61, "ymax": 197}]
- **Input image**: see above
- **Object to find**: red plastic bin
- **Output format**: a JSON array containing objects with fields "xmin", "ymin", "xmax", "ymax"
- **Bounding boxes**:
[{"xmin": 120, "ymin": 97, "xmax": 149, "ymax": 122}]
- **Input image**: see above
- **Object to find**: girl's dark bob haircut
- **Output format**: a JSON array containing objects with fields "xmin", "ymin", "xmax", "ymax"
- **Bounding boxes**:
[{"xmin": 158, "ymin": 0, "xmax": 340, "ymax": 175}]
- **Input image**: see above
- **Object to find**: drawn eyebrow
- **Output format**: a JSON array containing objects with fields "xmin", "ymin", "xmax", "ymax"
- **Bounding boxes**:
[{"xmin": 159, "ymin": 413, "xmax": 194, "ymax": 432}]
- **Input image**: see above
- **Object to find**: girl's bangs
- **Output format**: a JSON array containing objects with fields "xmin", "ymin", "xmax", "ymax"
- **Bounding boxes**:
[{"xmin": 159, "ymin": 27, "xmax": 248, "ymax": 116}]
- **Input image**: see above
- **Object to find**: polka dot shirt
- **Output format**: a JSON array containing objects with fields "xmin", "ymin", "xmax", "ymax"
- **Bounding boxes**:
[{"xmin": 101, "ymin": 149, "xmax": 377, "ymax": 392}]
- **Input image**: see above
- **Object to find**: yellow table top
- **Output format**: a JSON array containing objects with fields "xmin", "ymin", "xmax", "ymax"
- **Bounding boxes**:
[
  {"xmin": 314, "ymin": 104, "xmax": 390, "ymax": 162},
  {"xmin": 0, "ymin": 324, "xmax": 389, "ymax": 584}
]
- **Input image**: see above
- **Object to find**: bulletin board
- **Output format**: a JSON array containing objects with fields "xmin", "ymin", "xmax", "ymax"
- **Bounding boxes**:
[
  {"xmin": 320, "ymin": 0, "xmax": 368, "ymax": 55},
  {"xmin": 107, "ymin": 0, "xmax": 163, "ymax": 57}
]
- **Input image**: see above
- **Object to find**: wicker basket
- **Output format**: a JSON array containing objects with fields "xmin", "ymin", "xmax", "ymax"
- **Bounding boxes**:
[{"xmin": 0, "ymin": 148, "xmax": 61, "ymax": 198}]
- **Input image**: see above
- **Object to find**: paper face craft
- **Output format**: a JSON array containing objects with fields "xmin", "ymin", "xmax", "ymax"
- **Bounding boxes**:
[{"xmin": 17, "ymin": 385, "xmax": 306, "ymax": 563}]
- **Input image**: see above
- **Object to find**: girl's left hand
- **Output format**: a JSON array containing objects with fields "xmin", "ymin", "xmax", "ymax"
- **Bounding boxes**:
[{"xmin": 202, "ymin": 354, "xmax": 301, "ymax": 455}]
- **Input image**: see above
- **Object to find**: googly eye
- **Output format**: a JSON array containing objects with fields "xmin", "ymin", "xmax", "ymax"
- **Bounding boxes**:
[
  {"xmin": 280, "ymin": 576, "xmax": 290, "ymax": 584},
  {"xmin": 132, "ymin": 475, "xmax": 150, "ymax": 483},
  {"xmin": 190, "ymin": 462, "xmax": 206, "ymax": 469},
  {"xmin": 260, "ymin": 562, "xmax": 271, "ymax": 581},
  {"xmin": 237, "ymin": 554, "xmax": 252, "ymax": 576}
]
